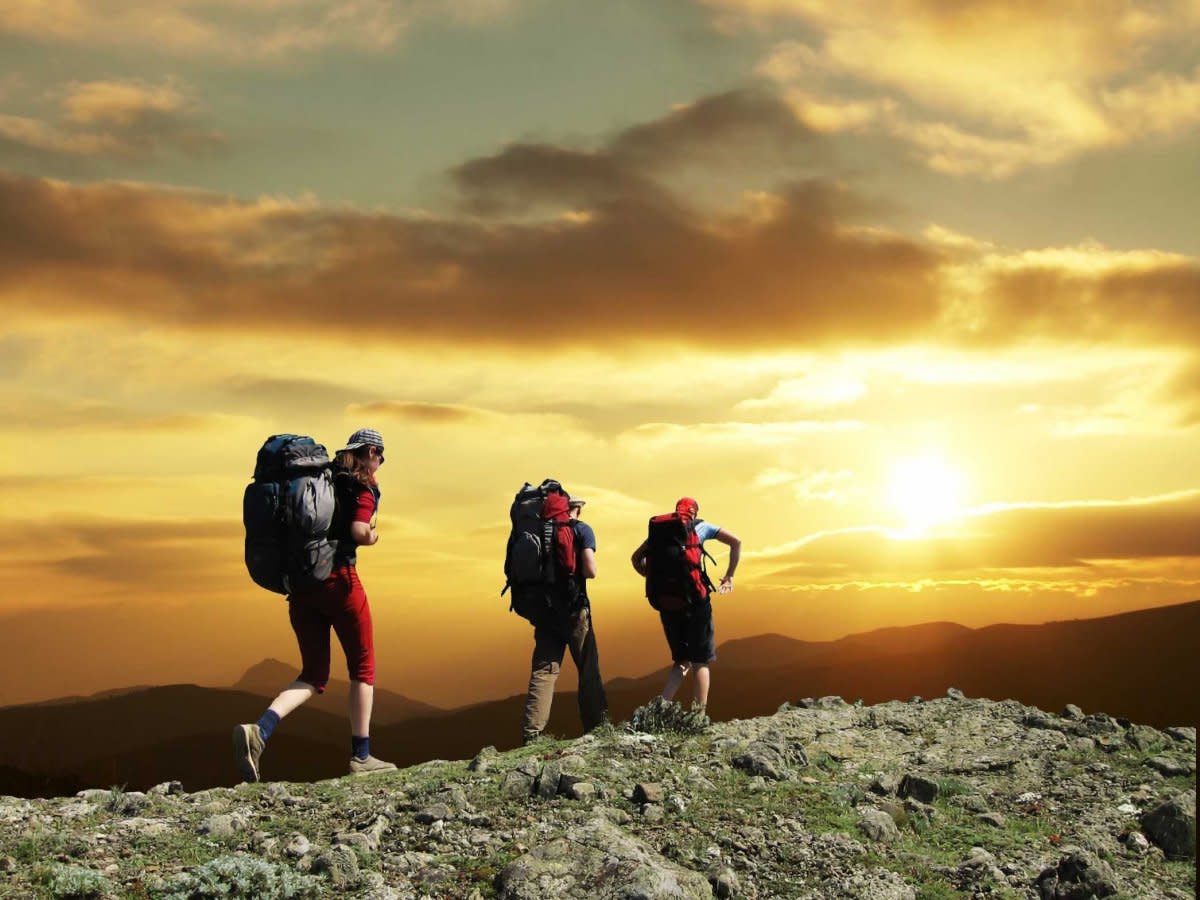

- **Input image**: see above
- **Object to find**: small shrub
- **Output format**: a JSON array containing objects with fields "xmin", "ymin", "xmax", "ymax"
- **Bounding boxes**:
[
  {"xmin": 156, "ymin": 854, "xmax": 320, "ymax": 900},
  {"xmin": 42, "ymin": 864, "xmax": 112, "ymax": 900},
  {"xmin": 104, "ymin": 784, "xmax": 128, "ymax": 813},
  {"xmin": 936, "ymin": 777, "xmax": 973, "ymax": 799},
  {"xmin": 628, "ymin": 697, "xmax": 710, "ymax": 735}
]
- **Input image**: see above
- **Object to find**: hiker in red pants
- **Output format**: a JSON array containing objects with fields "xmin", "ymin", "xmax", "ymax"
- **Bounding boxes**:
[{"xmin": 234, "ymin": 428, "xmax": 396, "ymax": 781}]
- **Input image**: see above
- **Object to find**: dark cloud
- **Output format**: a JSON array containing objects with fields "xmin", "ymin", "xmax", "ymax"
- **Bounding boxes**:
[
  {"xmin": 759, "ymin": 492, "xmax": 1200, "ymax": 582},
  {"xmin": 0, "ymin": 85, "xmax": 1195, "ymax": 353},
  {"xmin": 452, "ymin": 89, "xmax": 824, "ymax": 215},
  {"xmin": 0, "ymin": 167, "xmax": 942, "ymax": 349},
  {"xmin": 349, "ymin": 401, "xmax": 491, "ymax": 424},
  {"xmin": 969, "ymin": 259, "xmax": 1200, "ymax": 345}
]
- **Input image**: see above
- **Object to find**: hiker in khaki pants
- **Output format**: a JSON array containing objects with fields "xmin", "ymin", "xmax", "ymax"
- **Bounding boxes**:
[{"xmin": 521, "ymin": 495, "xmax": 609, "ymax": 743}]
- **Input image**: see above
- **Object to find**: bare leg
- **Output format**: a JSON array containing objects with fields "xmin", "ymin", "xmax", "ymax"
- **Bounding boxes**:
[
  {"xmin": 268, "ymin": 680, "xmax": 316, "ymax": 719},
  {"xmin": 349, "ymin": 680, "xmax": 374, "ymax": 737},
  {"xmin": 661, "ymin": 663, "xmax": 690, "ymax": 701},
  {"xmin": 692, "ymin": 664, "xmax": 711, "ymax": 707}
]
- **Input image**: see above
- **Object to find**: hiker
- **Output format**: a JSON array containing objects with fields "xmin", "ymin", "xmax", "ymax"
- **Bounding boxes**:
[
  {"xmin": 631, "ymin": 496, "xmax": 740, "ymax": 711},
  {"xmin": 234, "ymin": 428, "xmax": 396, "ymax": 781},
  {"xmin": 520, "ymin": 493, "xmax": 609, "ymax": 744}
]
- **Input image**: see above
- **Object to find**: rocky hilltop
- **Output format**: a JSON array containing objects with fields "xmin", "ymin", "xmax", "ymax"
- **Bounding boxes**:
[{"xmin": 0, "ymin": 693, "xmax": 1194, "ymax": 899}]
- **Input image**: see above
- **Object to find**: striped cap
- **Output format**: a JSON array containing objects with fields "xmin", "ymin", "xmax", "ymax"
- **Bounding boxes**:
[{"xmin": 338, "ymin": 427, "xmax": 384, "ymax": 453}]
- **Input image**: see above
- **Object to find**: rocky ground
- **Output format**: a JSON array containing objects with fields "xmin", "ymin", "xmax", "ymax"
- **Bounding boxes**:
[{"xmin": 0, "ymin": 692, "xmax": 1194, "ymax": 899}]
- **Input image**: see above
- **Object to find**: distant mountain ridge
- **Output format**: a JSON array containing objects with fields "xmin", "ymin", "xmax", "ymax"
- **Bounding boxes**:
[{"xmin": 1, "ymin": 600, "xmax": 1196, "ymax": 797}]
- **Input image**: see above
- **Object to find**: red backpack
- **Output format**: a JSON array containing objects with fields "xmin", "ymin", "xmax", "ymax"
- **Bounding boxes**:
[{"xmin": 644, "ymin": 506, "xmax": 714, "ymax": 612}]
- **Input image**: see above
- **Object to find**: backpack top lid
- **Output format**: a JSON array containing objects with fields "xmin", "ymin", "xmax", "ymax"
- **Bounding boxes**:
[{"xmin": 542, "ymin": 491, "xmax": 570, "ymax": 522}]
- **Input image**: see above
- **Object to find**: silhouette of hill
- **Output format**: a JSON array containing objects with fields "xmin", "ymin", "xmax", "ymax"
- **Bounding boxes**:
[
  {"xmin": 2, "ymin": 601, "xmax": 1196, "ymax": 797},
  {"xmin": 232, "ymin": 658, "xmax": 446, "ymax": 724}
]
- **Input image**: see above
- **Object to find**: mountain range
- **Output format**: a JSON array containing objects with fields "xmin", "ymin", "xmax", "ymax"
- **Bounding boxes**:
[{"xmin": 1, "ymin": 600, "xmax": 1196, "ymax": 797}]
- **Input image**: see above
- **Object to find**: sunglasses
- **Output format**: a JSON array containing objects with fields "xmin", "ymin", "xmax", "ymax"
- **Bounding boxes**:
[{"xmin": 372, "ymin": 446, "xmax": 385, "ymax": 464}]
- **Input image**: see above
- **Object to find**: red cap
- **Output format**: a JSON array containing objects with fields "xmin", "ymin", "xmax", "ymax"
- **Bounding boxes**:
[{"xmin": 675, "ymin": 497, "xmax": 699, "ymax": 519}]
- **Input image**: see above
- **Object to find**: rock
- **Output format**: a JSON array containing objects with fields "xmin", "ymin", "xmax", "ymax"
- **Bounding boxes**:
[
  {"xmin": 468, "ymin": 746, "xmax": 498, "ymax": 773},
  {"xmin": 557, "ymin": 754, "xmax": 587, "ymax": 772},
  {"xmin": 56, "ymin": 801, "xmax": 96, "ymax": 819},
  {"xmin": 666, "ymin": 795, "xmax": 688, "ymax": 814},
  {"xmin": 978, "ymin": 812, "xmax": 1006, "ymax": 828},
  {"xmin": 501, "ymin": 770, "xmax": 536, "ymax": 800},
  {"xmin": 1147, "ymin": 756, "xmax": 1195, "ymax": 777},
  {"xmin": 558, "ymin": 772, "xmax": 588, "ymax": 796},
  {"xmin": 148, "ymin": 780, "xmax": 184, "ymax": 797},
  {"xmin": 898, "ymin": 774, "xmax": 939, "ymax": 804},
  {"xmin": 568, "ymin": 782, "xmax": 596, "ymax": 802},
  {"xmin": 868, "ymin": 773, "xmax": 901, "ymax": 796},
  {"xmin": 633, "ymin": 783, "xmax": 664, "ymax": 804},
  {"xmin": 116, "ymin": 817, "xmax": 172, "ymax": 838},
  {"xmin": 0, "ymin": 857, "xmax": 16, "ymax": 873},
  {"xmin": 1122, "ymin": 831, "xmax": 1151, "ymax": 854},
  {"xmin": 710, "ymin": 866, "xmax": 739, "ymax": 898},
  {"xmin": 732, "ymin": 736, "xmax": 806, "ymax": 781},
  {"xmin": 908, "ymin": 696, "xmax": 923, "ymax": 704},
  {"xmin": 641, "ymin": 804, "xmax": 664, "ymax": 821},
  {"xmin": 1070, "ymin": 737, "xmax": 1096, "ymax": 753},
  {"xmin": 497, "ymin": 816, "xmax": 712, "ymax": 899},
  {"xmin": 1140, "ymin": 792, "xmax": 1196, "ymax": 860},
  {"xmin": 1126, "ymin": 724, "xmax": 1164, "ymax": 751},
  {"xmin": 198, "ymin": 813, "xmax": 245, "ymax": 840},
  {"xmin": 535, "ymin": 762, "xmax": 563, "ymax": 800},
  {"xmin": 1035, "ymin": 847, "xmax": 1118, "ymax": 899},
  {"xmin": 414, "ymin": 803, "xmax": 451, "ymax": 824},
  {"xmin": 857, "ymin": 807, "xmax": 900, "ymax": 843},
  {"xmin": 1165, "ymin": 726, "xmax": 1196, "ymax": 743},
  {"xmin": 946, "ymin": 687, "xmax": 966, "ymax": 700},
  {"xmin": 1061, "ymin": 704, "xmax": 1084, "ymax": 720},
  {"xmin": 285, "ymin": 834, "xmax": 312, "ymax": 858},
  {"xmin": 312, "ymin": 845, "xmax": 360, "ymax": 889},
  {"xmin": 747, "ymin": 776, "xmax": 769, "ymax": 792}
]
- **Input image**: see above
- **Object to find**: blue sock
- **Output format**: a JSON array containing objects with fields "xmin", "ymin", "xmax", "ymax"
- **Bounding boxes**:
[
  {"xmin": 352, "ymin": 735, "xmax": 370, "ymax": 760},
  {"xmin": 256, "ymin": 710, "xmax": 281, "ymax": 742}
]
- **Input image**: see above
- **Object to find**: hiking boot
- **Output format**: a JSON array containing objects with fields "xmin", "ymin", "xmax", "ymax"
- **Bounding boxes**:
[
  {"xmin": 232, "ymin": 724, "xmax": 265, "ymax": 783},
  {"xmin": 350, "ymin": 754, "xmax": 396, "ymax": 775}
]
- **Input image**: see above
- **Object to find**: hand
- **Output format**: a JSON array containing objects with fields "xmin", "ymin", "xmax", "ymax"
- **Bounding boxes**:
[{"xmin": 718, "ymin": 575, "xmax": 734, "ymax": 594}]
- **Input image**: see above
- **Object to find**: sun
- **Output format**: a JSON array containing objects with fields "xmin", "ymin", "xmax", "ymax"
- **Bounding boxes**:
[{"xmin": 887, "ymin": 453, "xmax": 965, "ymax": 536}]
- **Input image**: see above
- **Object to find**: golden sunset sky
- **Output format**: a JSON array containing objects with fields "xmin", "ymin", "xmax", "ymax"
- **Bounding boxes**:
[{"xmin": 1, "ymin": 0, "xmax": 1198, "ymax": 708}]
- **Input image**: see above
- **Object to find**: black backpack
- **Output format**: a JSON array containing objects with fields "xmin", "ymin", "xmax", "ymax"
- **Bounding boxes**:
[
  {"xmin": 502, "ymin": 479, "xmax": 579, "ymax": 623},
  {"xmin": 243, "ymin": 435, "xmax": 337, "ymax": 595}
]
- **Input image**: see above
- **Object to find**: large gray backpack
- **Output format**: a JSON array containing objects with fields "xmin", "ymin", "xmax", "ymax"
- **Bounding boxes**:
[{"xmin": 243, "ymin": 434, "xmax": 337, "ymax": 595}]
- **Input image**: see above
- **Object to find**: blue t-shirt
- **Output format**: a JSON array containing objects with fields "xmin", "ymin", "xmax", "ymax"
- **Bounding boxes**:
[
  {"xmin": 573, "ymin": 521, "xmax": 595, "ymax": 601},
  {"xmin": 694, "ymin": 520, "xmax": 721, "ymax": 544}
]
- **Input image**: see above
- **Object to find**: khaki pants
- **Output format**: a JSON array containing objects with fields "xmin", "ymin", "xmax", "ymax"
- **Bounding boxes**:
[{"xmin": 522, "ymin": 605, "xmax": 608, "ymax": 742}]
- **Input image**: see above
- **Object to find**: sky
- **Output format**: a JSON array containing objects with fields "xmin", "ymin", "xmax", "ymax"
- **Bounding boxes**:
[{"xmin": 1, "ymin": 0, "xmax": 1198, "ymax": 709}]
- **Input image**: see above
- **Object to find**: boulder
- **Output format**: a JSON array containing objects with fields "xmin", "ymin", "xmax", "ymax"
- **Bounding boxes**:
[
  {"xmin": 857, "ymin": 808, "xmax": 900, "ymax": 843},
  {"xmin": 498, "ymin": 816, "xmax": 712, "ymax": 899},
  {"xmin": 1140, "ymin": 792, "xmax": 1196, "ymax": 860},
  {"xmin": 1035, "ymin": 848, "xmax": 1117, "ymax": 899},
  {"xmin": 898, "ymin": 775, "xmax": 939, "ymax": 805},
  {"xmin": 732, "ymin": 737, "xmax": 806, "ymax": 781}
]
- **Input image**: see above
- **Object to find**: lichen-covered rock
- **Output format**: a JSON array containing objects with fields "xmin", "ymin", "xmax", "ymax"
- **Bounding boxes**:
[
  {"xmin": 498, "ymin": 816, "xmax": 712, "ymax": 899},
  {"xmin": 1141, "ymin": 791, "xmax": 1197, "ymax": 860},
  {"xmin": 857, "ymin": 807, "xmax": 900, "ymax": 843},
  {"xmin": 1035, "ymin": 847, "xmax": 1118, "ymax": 898}
]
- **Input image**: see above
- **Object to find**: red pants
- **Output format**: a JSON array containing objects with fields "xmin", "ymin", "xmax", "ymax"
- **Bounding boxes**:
[{"xmin": 288, "ymin": 564, "xmax": 375, "ymax": 692}]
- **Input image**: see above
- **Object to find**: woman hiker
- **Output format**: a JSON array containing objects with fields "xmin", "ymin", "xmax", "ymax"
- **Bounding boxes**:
[{"xmin": 233, "ymin": 428, "xmax": 396, "ymax": 781}]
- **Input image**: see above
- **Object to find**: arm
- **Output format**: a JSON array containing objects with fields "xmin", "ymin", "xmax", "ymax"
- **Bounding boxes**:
[
  {"xmin": 714, "ymin": 529, "xmax": 740, "ymax": 591},
  {"xmin": 580, "ymin": 547, "xmax": 597, "ymax": 579},
  {"xmin": 630, "ymin": 540, "xmax": 649, "ymax": 577},
  {"xmin": 350, "ymin": 521, "xmax": 379, "ymax": 546}
]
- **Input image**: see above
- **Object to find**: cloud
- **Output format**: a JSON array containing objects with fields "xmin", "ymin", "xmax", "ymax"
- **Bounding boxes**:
[
  {"xmin": 1, "ymin": 87, "xmax": 1196, "ymax": 354},
  {"xmin": 740, "ymin": 0, "xmax": 1200, "ymax": 176},
  {"xmin": 754, "ymin": 490, "xmax": 1200, "ymax": 582},
  {"xmin": 348, "ymin": 401, "xmax": 495, "ymax": 425},
  {"xmin": 0, "ymin": 79, "xmax": 225, "ymax": 165},
  {"xmin": 0, "ymin": 166, "xmax": 942, "ymax": 350},
  {"xmin": 451, "ymin": 88, "xmax": 824, "ymax": 214},
  {"xmin": 0, "ymin": 0, "xmax": 520, "ymax": 60}
]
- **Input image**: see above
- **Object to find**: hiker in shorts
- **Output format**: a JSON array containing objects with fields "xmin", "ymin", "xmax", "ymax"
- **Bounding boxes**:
[
  {"xmin": 234, "ymin": 428, "xmax": 396, "ymax": 781},
  {"xmin": 521, "ymin": 494, "xmax": 609, "ymax": 743},
  {"xmin": 631, "ymin": 496, "xmax": 740, "ymax": 711}
]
